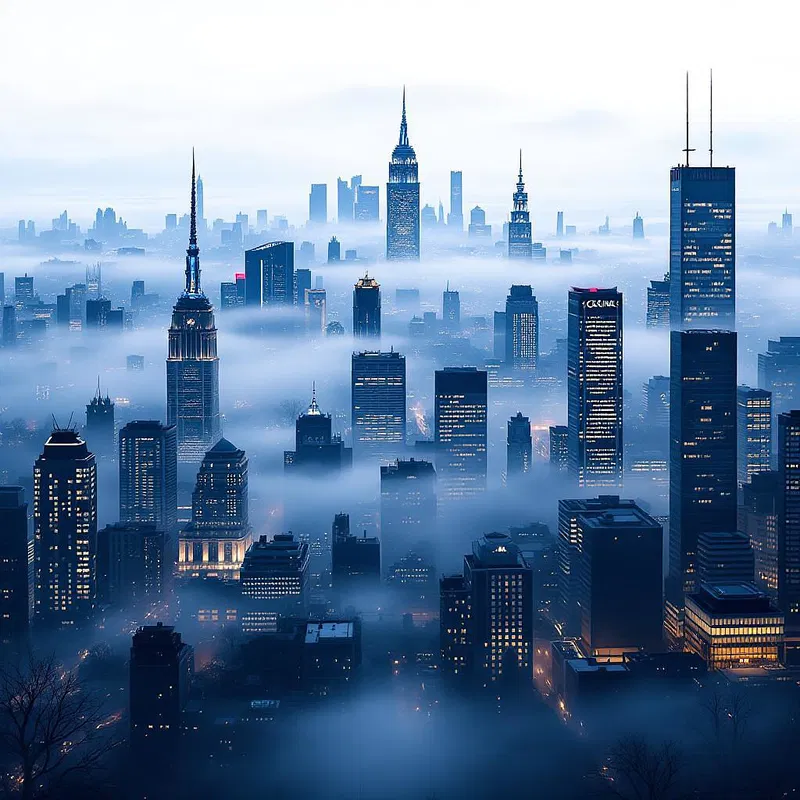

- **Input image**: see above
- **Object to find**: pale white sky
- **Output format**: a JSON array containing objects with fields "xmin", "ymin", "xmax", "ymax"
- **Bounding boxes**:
[{"xmin": 0, "ymin": 0, "xmax": 796, "ymax": 230}]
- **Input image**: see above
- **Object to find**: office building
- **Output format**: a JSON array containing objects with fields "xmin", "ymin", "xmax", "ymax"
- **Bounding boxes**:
[
  {"xmin": 646, "ymin": 275, "xmax": 670, "ymax": 329},
  {"xmin": 351, "ymin": 350, "xmax": 406, "ymax": 458},
  {"xmin": 337, "ymin": 176, "xmax": 360, "ymax": 223},
  {"xmin": 119, "ymin": 421, "xmax": 178, "ymax": 534},
  {"xmin": 643, "ymin": 375, "xmax": 670, "ymax": 429},
  {"xmin": 97, "ymin": 523, "xmax": 166, "ymax": 607},
  {"xmin": 284, "ymin": 389, "xmax": 352, "ymax": 473},
  {"xmin": 777, "ymin": 411, "xmax": 800, "ymax": 664},
  {"xmin": 0, "ymin": 487, "xmax": 29, "ymax": 650},
  {"xmin": 549, "ymin": 425, "xmax": 569, "ymax": 472},
  {"xmin": 737, "ymin": 386, "xmax": 772, "ymax": 486},
  {"xmin": 435, "ymin": 368, "xmax": 487, "ymax": 501},
  {"xmin": 166, "ymin": 156, "xmax": 222, "ymax": 462},
  {"xmin": 244, "ymin": 241, "xmax": 294, "ymax": 306},
  {"xmin": 442, "ymin": 284, "xmax": 460, "ymax": 331},
  {"xmin": 196, "ymin": 174, "xmax": 204, "ymax": 228},
  {"xmin": 2, "ymin": 305, "xmax": 16, "ymax": 347},
  {"xmin": 355, "ymin": 184, "xmax": 379, "ymax": 222},
  {"xmin": 380, "ymin": 459, "xmax": 437, "ymax": 568},
  {"xmin": 353, "ymin": 274, "xmax": 381, "ymax": 337},
  {"xmin": 507, "ymin": 412, "xmax": 532, "ymax": 476},
  {"xmin": 240, "ymin": 534, "xmax": 310, "ymax": 631},
  {"xmin": 557, "ymin": 495, "xmax": 640, "ymax": 638},
  {"xmin": 85, "ymin": 383, "xmax": 115, "ymax": 457},
  {"xmin": 667, "ymin": 330, "xmax": 737, "ymax": 642},
  {"xmin": 33, "ymin": 428, "xmax": 97, "ymax": 627},
  {"xmin": 14, "ymin": 274, "xmax": 33, "ymax": 306},
  {"xmin": 505, "ymin": 285, "xmax": 539, "ymax": 371},
  {"xmin": 468, "ymin": 206, "xmax": 491, "ymax": 238},
  {"xmin": 331, "ymin": 513, "xmax": 381, "ymax": 593},
  {"xmin": 508, "ymin": 151, "xmax": 532, "ymax": 259},
  {"xmin": 696, "ymin": 531, "xmax": 754, "ymax": 586},
  {"xmin": 669, "ymin": 165, "xmax": 735, "ymax": 330},
  {"xmin": 130, "ymin": 623, "xmax": 194, "ymax": 754},
  {"xmin": 386, "ymin": 89, "xmax": 420, "ymax": 260},
  {"xmin": 556, "ymin": 211, "xmax": 564, "ymax": 238},
  {"xmin": 448, "ymin": 171, "xmax": 463, "ymax": 230},
  {"xmin": 327, "ymin": 236, "xmax": 341, "ymax": 263},
  {"xmin": 684, "ymin": 583, "xmax": 783, "ymax": 670},
  {"xmin": 309, "ymin": 183, "xmax": 327, "ymax": 224},
  {"xmin": 493, "ymin": 311, "xmax": 506, "ymax": 361},
  {"xmin": 632, "ymin": 212, "xmax": 644, "ymax": 239},
  {"xmin": 739, "ymin": 471, "xmax": 779, "ymax": 598},
  {"xmin": 782, "ymin": 209, "xmax": 793, "ymax": 236},
  {"xmin": 758, "ymin": 337, "xmax": 800, "ymax": 417},
  {"xmin": 179, "ymin": 438, "xmax": 251, "ymax": 581},
  {"xmin": 220, "ymin": 275, "xmax": 246, "ymax": 310},
  {"xmin": 305, "ymin": 288, "xmax": 327, "ymax": 334},
  {"xmin": 127, "ymin": 354, "xmax": 145, "ymax": 371},
  {"xmin": 567, "ymin": 287, "xmax": 624, "ymax": 488},
  {"xmin": 85, "ymin": 298, "xmax": 111, "ymax": 328},
  {"xmin": 577, "ymin": 504, "xmax": 664, "ymax": 658},
  {"xmin": 441, "ymin": 533, "xmax": 532, "ymax": 686}
]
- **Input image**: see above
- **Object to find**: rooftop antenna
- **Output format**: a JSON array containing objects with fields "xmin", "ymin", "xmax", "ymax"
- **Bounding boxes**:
[
  {"xmin": 709, "ymin": 68, "xmax": 714, "ymax": 167},
  {"xmin": 682, "ymin": 71, "xmax": 695, "ymax": 167}
]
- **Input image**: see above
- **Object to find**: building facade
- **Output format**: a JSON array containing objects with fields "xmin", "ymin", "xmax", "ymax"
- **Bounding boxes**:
[
  {"xmin": 508, "ymin": 152, "xmax": 532, "ymax": 259},
  {"xmin": 737, "ymin": 385, "xmax": 772, "ymax": 486},
  {"xmin": 353, "ymin": 274, "xmax": 381, "ymax": 337},
  {"xmin": 386, "ymin": 89, "xmax": 420, "ymax": 260},
  {"xmin": 505, "ymin": 285, "xmax": 539, "ymax": 371}
]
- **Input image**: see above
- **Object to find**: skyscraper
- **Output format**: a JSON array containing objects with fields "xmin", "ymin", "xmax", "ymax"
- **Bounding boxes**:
[
  {"xmin": 549, "ymin": 425, "xmax": 569, "ymax": 473},
  {"xmin": 758, "ymin": 337, "xmax": 800, "ymax": 418},
  {"xmin": 353, "ymin": 274, "xmax": 381, "ymax": 337},
  {"xmin": 0, "ymin": 487, "xmax": 29, "ymax": 650},
  {"xmin": 667, "ymin": 330, "xmax": 737, "ymax": 643},
  {"xmin": 244, "ymin": 241, "xmax": 295, "ymax": 306},
  {"xmin": 196, "ymin": 174, "xmax": 204, "ymax": 229},
  {"xmin": 504, "ymin": 285, "xmax": 539, "ymax": 371},
  {"xmin": 284, "ymin": 389, "xmax": 352, "ymax": 473},
  {"xmin": 696, "ymin": 530, "xmax": 755, "ymax": 585},
  {"xmin": 507, "ymin": 412, "xmax": 532, "ymax": 477},
  {"xmin": 777, "ymin": 411, "xmax": 800, "ymax": 664},
  {"xmin": 33, "ymin": 428, "xmax": 97, "ymax": 627},
  {"xmin": 386, "ymin": 89, "xmax": 420, "ymax": 261},
  {"xmin": 380, "ymin": 459, "xmax": 437, "ymax": 568},
  {"xmin": 166, "ymin": 154, "xmax": 222, "ymax": 462},
  {"xmin": 646, "ymin": 275, "xmax": 671, "ymax": 329},
  {"xmin": 669, "ymin": 151, "xmax": 735, "ymax": 330},
  {"xmin": 441, "ymin": 283, "xmax": 460, "ymax": 332},
  {"xmin": 327, "ymin": 236, "xmax": 341, "ymax": 263},
  {"xmin": 130, "ymin": 623, "xmax": 194, "ymax": 756},
  {"xmin": 179, "ymin": 438, "xmax": 251, "ymax": 581},
  {"xmin": 508, "ymin": 151, "xmax": 532, "ymax": 259},
  {"xmin": 309, "ymin": 183, "xmax": 327, "ymax": 225},
  {"xmin": 354, "ymin": 185, "xmax": 379, "ymax": 222},
  {"xmin": 737, "ymin": 386, "xmax": 772, "ymax": 486},
  {"xmin": 119, "ymin": 421, "xmax": 178, "ymax": 534},
  {"xmin": 448, "ymin": 171, "xmax": 463, "ymax": 230},
  {"xmin": 632, "ymin": 212, "xmax": 645, "ymax": 239},
  {"xmin": 85, "ymin": 381, "xmax": 115, "ymax": 458},
  {"xmin": 441, "ymin": 532, "xmax": 533, "ymax": 686},
  {"xmin": 97, "ymin": 523, "xmax": 166, "ymax": 608},
  {"xmin": 331, "ymin": 513, "xmax": 381, "ymax": 593},
  {"xmin": 435, "ymin": 368, "xmax": 488, "ymax": 501},
  {"xmin": 337, "ymin": 176, "xmax": 360, "ymax": 223},
  {"xmin": 351, "ymin": 350, "xmax": 406, "ymax": 458},
  {"xmin": 567, "ymin": 287, "xmax": 624, "ymax": 488}
]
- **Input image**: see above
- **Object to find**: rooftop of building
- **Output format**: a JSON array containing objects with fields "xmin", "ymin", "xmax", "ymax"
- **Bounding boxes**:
[
  {"xmin": 41, "ymin": 428, "xmax": 92, "ymax": 460},
  {"xmin": 304, "ymin": 621, "xmax": 355, "ymax": 644},
  {"xmin": 470, "ymin": 532, "xmax": 527, "ymax": 568},
  {"xmin": 580, "ymin": 505, "xmax": 661, "ymax": 531},
  {"xmin": 689, "ymin": 582, "xmax": 781, "ymax": 615}
]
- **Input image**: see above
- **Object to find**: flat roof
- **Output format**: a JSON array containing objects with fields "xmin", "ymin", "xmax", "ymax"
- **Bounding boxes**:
[{"xmin": 305, "ymin": 621, "xmax": 354, "ymax": 644}]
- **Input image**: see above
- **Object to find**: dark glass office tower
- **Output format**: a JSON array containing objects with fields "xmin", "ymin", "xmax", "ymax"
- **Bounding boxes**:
[
  {"xmin": 85, "ymin": 382, "xmax": 115, "ymax": 458},
  {"xmin": 508, "ymin": 152, "xmax": 532, "ymax": 259},
  {"xmin": 549, "ymin": 425, "xmax": 569, "ymax": 473},
  {"xmin": 119, "ymin": 421, "xmax": 178, "ymax": 534},
  {"xmin": 331, "ymin": 513, "xmax": 381, "ymax": 593},
  {"xmin": 386, "ymin": 89, "xmax": 420, "ymax": 261},
  {"xmin": 442, "ymin": 284, "xmax": 460, "ymax": 331},
  {"xmin": 0, "ymin": 487, "xmax": 29, "ymax": 651},
  {"xmin": 777, "ymin": 411, "xmax": 800, "ymax": 664},
  {"xmin": 507, "ymin": 412, "xmax": 532, "ymax": 476},
  {"xmin": 646, "ymin": 274, "xmax": 670, "ymax": 329},
  {"xmin": 244, "ymin": 241, "xmax": 295, "ymax": 306},
  {"xmin": 351, "ymin": 350, "xmax": 406, "ymax": 458},
  {"xmin": 505, "ymin": 285, "xmax": 539, "ymax": 371},
  {"xmin": 567, "ymin": 287, "xmax": 623, "ymax": 488},
  {"xmin": 669, "ymin": 167, "xmax": 735, "ymax": 330},
  {"xmin": 33, "ymin": 428, "xmax": 97, "ymax": 627},
  {"xmin": 166, "ymin": 155, "xmax": 221, "ymax": 462},
  {"xmin": 283, "ymin": 389, "xmax": 352, "ymax": 473},
  {"xmin": 758, "ymin": 337, "xmax": 800, "ymax": 418},
  {"xmin": 353, "ymin": 274, "xmax": 381, "ymax": 338},
  {"xmin": 667, "ymin": 330, "xmax": 737, "ymax": 643},
  {"xmin": 448, "ymin": 170, "xmax": 463, "ymax": 230},
  {"xmin": 435, "ymin": 368, "xmax": 488, "ymax": 501}
]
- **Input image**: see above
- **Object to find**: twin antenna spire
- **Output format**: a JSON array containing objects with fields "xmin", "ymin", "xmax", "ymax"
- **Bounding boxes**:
[{"xmin": 684, "ymin": 70, "xmax": 715, "ymax": 168}]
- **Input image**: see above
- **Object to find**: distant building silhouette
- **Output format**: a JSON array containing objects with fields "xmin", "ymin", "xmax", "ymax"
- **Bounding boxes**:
[
  {"xmin": 355, "ymin": 185, "xmax": 379, "ymax": 222},
  {"xmin": 0, "ymin": 487, "xmax": 29, "ymax": 651},
  {"xmin": 244, "ymin": 241, "xmax": 294, "ymax": 306},
  {"xmin": 632, "ymin": 212, "xmax": 645, "ymax": 239},
  {"xmin": 284, "ymin": 389, "xmax": 352, "ymax": 474},
  {"xmin": 353, "ymin": 274, "xmax": 381, "ymax": 337},
  {"xmin": 507, "ymin": 412, "xmax": 532, "ymax": 476},
  {"xmin": 758, "ymin": 337, "xmax": 800, "ymax": 418},
  {"xmin": 327, "ymin": 236, "xmax": 341, "ymax": 263},
  {"xmin": 442, "ymin": 284, "xmax": 460, "ymax": 331},
  {"xmin": 508, "ymin": 151, "xmax": 532, "ymax": 259},
  {"xmin": 386, "ymin": 89, "xmax": 420, "ymax": 260},
  {"xmin": 85, "ymin": 382, "xmax": 115, "ymax": 458},
  {"xmin": 97, "ymin": 523, "xmax": 166, "ymax": 608},
  {"xmin": 309, "ymin": 183, "xmax": 327, "ymax": 225},
  {"xmin": 646, "ymin": 274, "xmax": 670, "ymax": 329},
  {"xmin": 448, "ymin": 171, "xmax": 463, "ymax": 230}
]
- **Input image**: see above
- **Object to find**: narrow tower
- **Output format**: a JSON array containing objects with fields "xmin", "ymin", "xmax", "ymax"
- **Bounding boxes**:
[
  {"xmin": 166, "ymin": 153, "xmax": 222, "ymax": 463},
  {"xmin": 508, "ymin": 150, "xmax": 532, "ymax": 259}
]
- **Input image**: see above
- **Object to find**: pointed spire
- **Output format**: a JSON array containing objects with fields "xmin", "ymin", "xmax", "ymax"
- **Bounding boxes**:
[
  {"xmin": 307, "ymin": 381, "xmax": 321, "ymax": 415},
  {"xmin": 185, "ymin": 149, "xmax": 201, "ymax": 294},
  {"xmin": 95, "ymin": 375, "xmax": 101, "ymax": 400},
  {"xmin": 399, "ymin": 86, "xmax": 409, "ymax": 146},
  {"xmin": 518, "ymin": 149, "xmax": 524, "ymax": 183}
]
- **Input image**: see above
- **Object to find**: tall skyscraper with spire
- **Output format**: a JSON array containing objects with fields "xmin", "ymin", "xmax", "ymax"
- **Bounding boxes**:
[
  {"xmin": 386, "ymin": 88, "xmax": 420, "ymax": 261},
  {"xmin": 508, "ymin": 151, "xmax": 532, "ymax": 259},
  {"xmin": 167, "ymin": 154, "xmax": 222, "ymax": 463}
]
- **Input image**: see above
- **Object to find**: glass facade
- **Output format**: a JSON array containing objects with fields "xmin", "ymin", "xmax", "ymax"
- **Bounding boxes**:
[
  {"xmin": 351, "ymin": 350, "xmax": 406, "ymax": 457},
  {"xmin": 737, "ymin": 385, "xmax": 772, "ymax": 486},
  {"xmin": 386, "ymin": 91, "xmax": 420, "ymax": 260}
]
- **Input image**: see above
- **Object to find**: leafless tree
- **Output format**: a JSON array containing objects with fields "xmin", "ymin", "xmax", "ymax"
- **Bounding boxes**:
[
  {"xmin": 601, "ymin": 734, "xmax": 683, "ymax": 800},
  {"xmin": 0, "ymin": 654, "xmax": 119, "ymax": 800}
]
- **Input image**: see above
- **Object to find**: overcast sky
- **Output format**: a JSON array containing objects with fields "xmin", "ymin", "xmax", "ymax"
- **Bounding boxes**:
[{"xmin": 0, "ymin": 0, "xmax": 796, "ymax": 230}]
